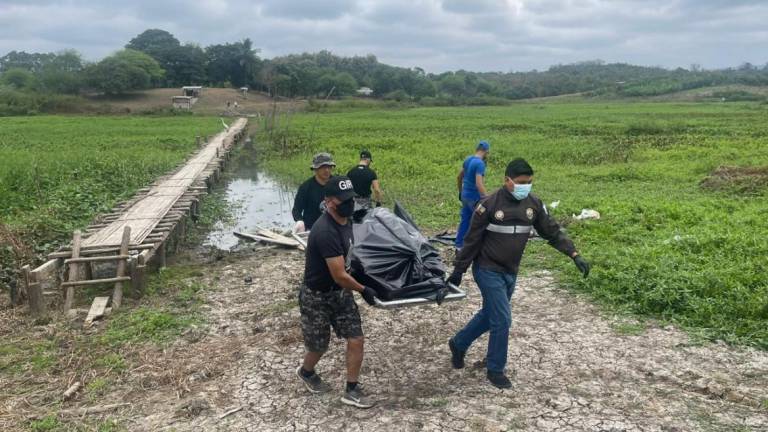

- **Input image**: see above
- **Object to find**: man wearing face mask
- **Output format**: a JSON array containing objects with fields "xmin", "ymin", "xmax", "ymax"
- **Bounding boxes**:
[
  {"xmin": 296, "ymin": 175, "xmax": 379, "ymax": 409},
  {"xmin": 446, "ymin": 158, "xmax": 590, "ymax": 389}
]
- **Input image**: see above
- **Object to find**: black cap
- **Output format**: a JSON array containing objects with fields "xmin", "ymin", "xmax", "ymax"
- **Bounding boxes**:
[
  {"xmin": 324, "ymin": 176, "xmax": 356, "ymax": 201},
  {"xmin": 360, "ymin": 149, "xmax": 372, "ymax": 161},
  {"xmin": 505, "ymin": 158, "xmax": 534, "ymax": 178}
]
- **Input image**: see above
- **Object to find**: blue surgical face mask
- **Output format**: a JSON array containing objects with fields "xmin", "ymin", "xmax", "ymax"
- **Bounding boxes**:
[{"xmin": 511, "ymin": 183, "xmax": 532, "ymax": 200}]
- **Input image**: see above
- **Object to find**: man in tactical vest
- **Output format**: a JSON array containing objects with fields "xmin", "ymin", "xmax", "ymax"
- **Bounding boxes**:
[{"xmin": 446, "ymin": 158, "xmax": 591, "ymax": 389}]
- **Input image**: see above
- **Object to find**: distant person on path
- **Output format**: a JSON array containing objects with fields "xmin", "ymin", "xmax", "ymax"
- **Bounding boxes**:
[
  {"xmin": 296, "ymin": 175, "xmax": 378, "ymax": 409},
  {"xmin": 233, "ymin": 101, "xmax": 239, "ymax": 109},
  {"xmin": 226, "ymin": 101, "xmax": 231, "ymax": 109},
  {"xmin": 446, "ymin": 158, "xmax": 590, "ymax": 389},
  {"xmin": 292, "ymin": 153, "xmax": 335, "ymax": 232},
  {"xmin": 347, "ymin": 149, "xmax": 383, "ymax": 210},
  {"xmin": 455, "ymin": 140, "xmax": 490, "ymax": 249}
]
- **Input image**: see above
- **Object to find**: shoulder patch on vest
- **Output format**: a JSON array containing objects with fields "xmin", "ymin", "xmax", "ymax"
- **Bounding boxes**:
[{"xmin": 475, "ymin": 204, "xmax": 486, "ymax": 215}]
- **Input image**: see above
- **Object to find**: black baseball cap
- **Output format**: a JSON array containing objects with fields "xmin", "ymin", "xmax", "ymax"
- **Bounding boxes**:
[
  {"xmin": 360, "ymin": 149, "xmax": 372, "ymax": 160},
  {"xmin": 324, "ymin": 176, "xmax": 356, "ymax": 201}
]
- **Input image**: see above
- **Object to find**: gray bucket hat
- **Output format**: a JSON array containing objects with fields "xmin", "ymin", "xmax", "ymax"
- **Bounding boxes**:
[{"xmin": 310, "ymin": 152, "xmax": 336, "ymax": 170}]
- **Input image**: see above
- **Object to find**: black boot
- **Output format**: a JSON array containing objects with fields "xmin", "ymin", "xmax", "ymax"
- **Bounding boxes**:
[
  {"xmin": 486, "ymin": 371, "xmax": 512, "ymax": 389},
  {"xmin": 448, "ymin": 338, "xmax": 466, "ymax": 369}
]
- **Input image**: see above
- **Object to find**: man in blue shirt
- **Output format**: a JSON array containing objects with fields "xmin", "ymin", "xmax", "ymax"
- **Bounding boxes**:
[{"xmin": 455, "ymin": 140, "xmax": 490, "ymax": 249}]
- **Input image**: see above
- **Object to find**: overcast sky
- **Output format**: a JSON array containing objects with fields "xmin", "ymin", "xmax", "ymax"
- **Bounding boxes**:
[{"xmin": 0, "ymin": 0, "xmax": 766, "ymax": 73}]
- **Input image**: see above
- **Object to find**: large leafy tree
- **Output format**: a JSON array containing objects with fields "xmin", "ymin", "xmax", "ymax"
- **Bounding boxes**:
[
  {"xmin": 0, "ymin": 68, "xmax": 35, "ymax": 89},
  {"xmin": 0, "ymin": 51, "xmax": 55, "ymax": 73},
  {"xmin": 86, "ymin": 49, "xmax": 164, "ymax": 94},
  {"xmin": 126, "ymin": 29, "xmax": 206, "ymax": 86},
  {"xmin": 205, "ymin": 39, "xmax": 261, "ymax": 87},
  {"xmin": 0, "ymin": 50, "xmax": 84, "ymax": 94},
  {"xmin": 316, "ymin": 71, "xmax": 358, "ymax": 96},
  {"xmin": 36, "ymin": 50, "xmax": 84, "ymax": 94},
  {"xmin": 126, "ymin": 29, "xmax": 180, "ymax": 54}
]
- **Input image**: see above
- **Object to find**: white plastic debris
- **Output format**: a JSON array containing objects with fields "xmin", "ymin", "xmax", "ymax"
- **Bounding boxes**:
[
  {"xmin": 550, "ymin": 200, "xmax": 560, "ymax": 209},
  {"xmin": 572, "ymin": 209, "xmax": 601, "ymax": 220}
]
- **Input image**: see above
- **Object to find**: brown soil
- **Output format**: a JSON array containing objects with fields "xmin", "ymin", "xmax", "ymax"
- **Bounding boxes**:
[
  {"xmin": 2, "ymin": 245, "xmax": 767, "ymax": 431},
  {"xmin": 85, "ymin": 88, "xmax": 305, "ymax": 116},
  {"xmin": 700, "ymin": 165, "xmax": 768, "ymax": 194}
]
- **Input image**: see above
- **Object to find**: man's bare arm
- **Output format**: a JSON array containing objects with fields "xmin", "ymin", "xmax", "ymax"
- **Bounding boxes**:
[
  {"xmin": 475, "ymin": 174, "xmax": 487, "ymax": 196},
  {"xmin": 326, "ymin": 256, "xmax": 364, "ymax": 292}
]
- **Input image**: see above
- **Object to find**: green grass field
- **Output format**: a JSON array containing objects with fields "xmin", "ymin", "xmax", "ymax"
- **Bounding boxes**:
[
  {"xmin": 0, "ymin": 116, "xmax": 220, "ymax": 270},
  {"xmin": 261, "ymin": 102, "xmax": 768, "ymax": 348}
]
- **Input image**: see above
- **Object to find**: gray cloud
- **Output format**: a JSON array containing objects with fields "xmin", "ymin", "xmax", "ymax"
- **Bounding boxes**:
[
  {"xmin": 260, "ymin": 0, "xmax": 357, "ymax": 20},
  {"xmin": 0, "ymin": 0, "xmax": 765, "ymax": 72}
]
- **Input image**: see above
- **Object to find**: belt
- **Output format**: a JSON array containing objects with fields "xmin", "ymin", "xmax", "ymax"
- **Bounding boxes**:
[
  {"xmin": 306, "ymin": 283, "xmax": 342, "ymax": 293},
  {"xmin": 486, "ymin": 224, "xmax": 533, "ymax": 234}
]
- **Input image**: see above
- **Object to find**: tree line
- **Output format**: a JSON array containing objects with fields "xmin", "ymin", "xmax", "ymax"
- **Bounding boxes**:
[{"xmin": 2, "ymin": 28, "xmax": 768, "ymax": 103}]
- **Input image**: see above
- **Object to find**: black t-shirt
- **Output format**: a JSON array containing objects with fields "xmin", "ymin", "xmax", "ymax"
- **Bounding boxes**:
[
  {"xmin": 304, "ymin": 212, "xmax": 354, "ymax": 291},
  {"xmin": 347, "ymin": 165, "xmax": 377, "ymax": 198},
  {"xmin": 292, "ymin": 176, "xmax": 325, "ymax": 229}
]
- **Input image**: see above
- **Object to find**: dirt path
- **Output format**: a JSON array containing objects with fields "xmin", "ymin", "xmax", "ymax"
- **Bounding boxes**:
[{"xmin": 110, "ymin": 246, "xmax": 766, "ymax": 432}]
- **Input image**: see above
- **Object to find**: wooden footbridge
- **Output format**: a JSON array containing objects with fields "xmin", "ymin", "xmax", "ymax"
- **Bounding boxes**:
[{"xmin": 20, "ymin": 118, "xmax": 248, "ymax": 317}]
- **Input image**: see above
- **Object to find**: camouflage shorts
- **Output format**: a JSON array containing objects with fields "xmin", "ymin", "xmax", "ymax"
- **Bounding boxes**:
[{"xmin": 299, "ymin": 284, "xmax": 363, "ymax": 353}]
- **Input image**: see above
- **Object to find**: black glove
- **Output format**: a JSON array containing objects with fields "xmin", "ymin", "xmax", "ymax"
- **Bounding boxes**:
[
  {"xmin": 446, "ymin": 270, "xmax": 463, "ymax": 288},
  {"xmin": 375, "ymin": 201, "xmax": 382, "ymax": 207},
  {"xmin": 361, "ymin": 286, "xmax": 377, "ymax": 306},
  {"xmin": 573, "ymin": 255, "xmax": 590, "ymax": 278}
]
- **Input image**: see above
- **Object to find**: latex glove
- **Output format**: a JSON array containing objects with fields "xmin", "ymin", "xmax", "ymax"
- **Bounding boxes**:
[
  {"xmin": 573, "ymin": 255, "xmax": 590, "ymax": 278},
  {"xmin": 361, "ymin": 286, "xmax": 377, "ymax": 306},
  {"xmin": 293, "ymin": 220, "xmax": 306, "ymax": 233},
  {"xmin": 447, "ymin": 270, "xmax": 463, "ymax": 288}
]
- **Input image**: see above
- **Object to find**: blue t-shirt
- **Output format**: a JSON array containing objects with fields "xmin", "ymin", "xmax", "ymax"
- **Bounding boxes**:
[{"xmin": 461, "ymin": 155, "xmax": 486, "ymax": 201}]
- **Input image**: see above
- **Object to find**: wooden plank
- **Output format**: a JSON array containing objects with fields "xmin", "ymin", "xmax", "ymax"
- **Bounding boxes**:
[
  {"xmin": 254, "ymin": 228, "xmax": 285, "ymax": 240},
  {"xmin": 112, "ymin": 227, "xmax": 130, "ymax": 309},
  {"xmin": 63, "ymin": 231, "xmax": 81, "ymax": 311},
  {"xmin": 290, "ymin": 232, "xmax": 308, "ymax": 249},
  {"xmin": 61, "ymin": 276, "xmax": 130, "ymax": 287},
  {"xmin": 62, "ymin": 382, "xmax": 82, "ymax": 401},
  {"xmin": 233, "ymin": 231, "xmax": 299, "ymax": 247},
  {"xmin": 32, "ymin": 258, "xmax": 61, "ymax": 280},
  {"xmin": 24, "ymin": 265, "xmax": 45, "ymax": 317},
  {"xmin": 48, "ymin": 244, "xmax": 153, "ymax": 259},
  {"xmin": 58, "ymin": 403, "xmax": 130, "ymax": 417},
  {"xmin": 84, "ymin": 297, "xmax": 109, "ymax": 326},
  {"xmin": 256, "ymin": 227, "xmax": 307, "ymax": 251},
  {"xmin": 64, "ymin": 255, "xmax": 129, "ymax": 264}
]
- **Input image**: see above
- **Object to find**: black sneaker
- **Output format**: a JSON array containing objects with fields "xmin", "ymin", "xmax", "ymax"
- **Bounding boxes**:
[
  {"xmin": 486, "ymin": 371, "xmax": 512, "ymax": 389},
  {"xmin": 296, "ymin": 366, "xmax": 331, "ymax": 394},
  {"xmin": 448, "ymin": 338, "xmax": 466, "ymax": 369},
  {"xmin": 341, "ymin": 385, "xmax": 376, "ymax": 409}
]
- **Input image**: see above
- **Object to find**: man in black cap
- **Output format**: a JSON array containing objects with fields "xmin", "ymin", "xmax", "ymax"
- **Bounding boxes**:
[
  {"xmin": 292, "ymin": 152, "xmax": 335, "ymax": 232},
  {"xmin": 446, "ymin": 158, "xmax": 590, "ymax": 389},
  {"xmin": 296, "ymin": 175, "xmax": 379, "ymax": 409},
  {"xmin": 347, "ymin": 149, "xmax": 383, "ymax": 210}
]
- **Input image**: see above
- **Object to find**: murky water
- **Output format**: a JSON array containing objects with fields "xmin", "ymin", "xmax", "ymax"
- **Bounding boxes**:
[{"xmin": 204, "ymin": 162, "xmax": 295, "ymax": 251}]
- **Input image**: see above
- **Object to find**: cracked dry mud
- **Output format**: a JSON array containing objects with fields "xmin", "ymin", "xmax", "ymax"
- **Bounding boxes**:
[{"xmin": 129, "ymin": 247, "xmax": 767, "ymax": 431}]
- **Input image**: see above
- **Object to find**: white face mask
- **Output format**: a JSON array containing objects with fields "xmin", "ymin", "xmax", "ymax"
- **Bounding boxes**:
[{"xmin": 510, "ymin": 183, "xmax": 532, "ymax": 200}]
